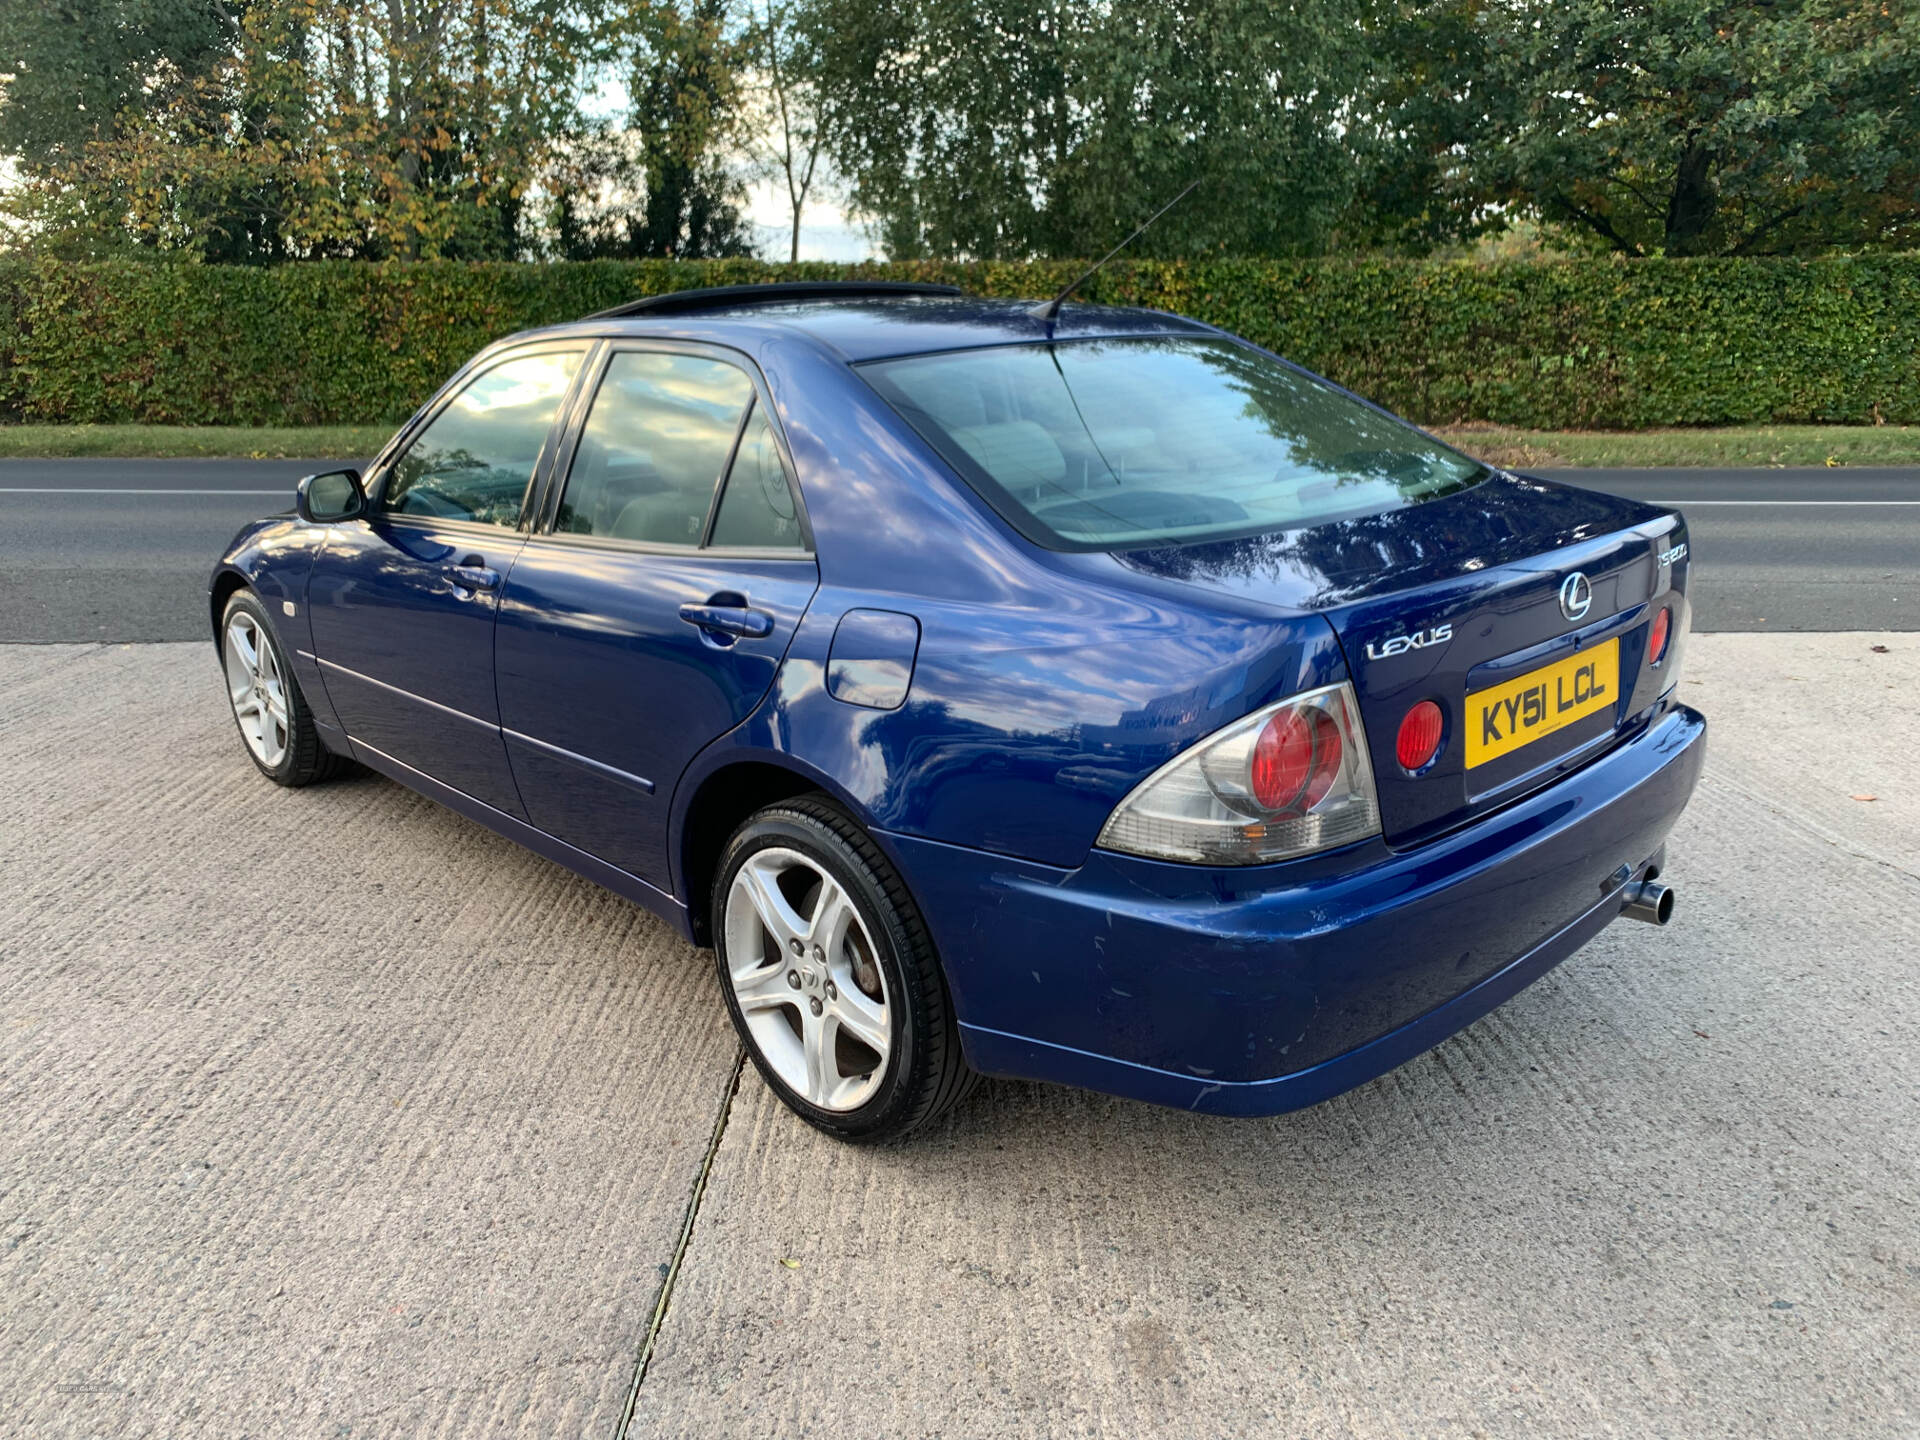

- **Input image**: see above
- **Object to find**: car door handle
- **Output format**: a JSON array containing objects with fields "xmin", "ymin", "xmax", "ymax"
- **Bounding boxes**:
[
  {"xmin": 678, "ymin": 602, "xmax": 774, "ymax": 639},
  {"xmin": 448, "ymin": 564, "xmax": 500, "ymax": 594}
]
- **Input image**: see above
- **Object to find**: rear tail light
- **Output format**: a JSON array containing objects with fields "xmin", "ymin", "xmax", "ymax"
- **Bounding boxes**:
[
  {"xmin": 1097, "ymin": 682, "xmax": 1381, "ymax": 865},
  {"xmin": 1251, "ymin": 707, "xmax": 1343, "ymax": 811},
  {"xmin": 1395, "ymin": 700, "xmax": 1444, "ymax": 772},
  {"xmin": 1652, "ymin": 600, "xmax": 1688, "ymax": 695},
  {"xmin": 1648, "ymin": 606, "xmax": 1672, "ymax": 664}
]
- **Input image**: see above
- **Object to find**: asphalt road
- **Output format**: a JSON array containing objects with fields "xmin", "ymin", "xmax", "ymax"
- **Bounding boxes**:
[
  {"xmin": 1544, "ymin": 467, "xmax": 1920, "ymax": 632},
  {"xmin": 0, "ymin": 458, "xmax": 347, "ymax": 644},
  {"xmin": 1, "ymin": 459, "xmax": 1916, "ymax": 641},
  {"xmin": 5, "ymin": 634, "xmax": 1916, "ymax": 1437}
]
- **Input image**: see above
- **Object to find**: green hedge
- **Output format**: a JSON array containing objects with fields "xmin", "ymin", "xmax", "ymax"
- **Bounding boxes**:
[{"xmin": 2, "ymin": 255, "xmax": 1917, "ymax": 429}]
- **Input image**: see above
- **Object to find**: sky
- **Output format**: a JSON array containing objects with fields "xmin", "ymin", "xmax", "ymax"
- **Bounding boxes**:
[{"xmin": 742, "ymin": 180, "xmax": 876, "ymax": 262}]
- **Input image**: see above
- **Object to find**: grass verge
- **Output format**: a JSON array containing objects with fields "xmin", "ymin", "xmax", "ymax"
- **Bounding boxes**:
[
  {"xmin": 0, "ymin": 424, "xmax": 392, "ymax": 459},
  {"xmin": 1, "ymin": 421, "xmax": 1918, "ymax": 468},
  {"xmin": 1432, "ymin": 424, "xmax": 1920, "ymax": 470}
]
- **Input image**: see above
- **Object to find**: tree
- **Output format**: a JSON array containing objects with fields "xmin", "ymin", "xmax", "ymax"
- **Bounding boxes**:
[
  {"xmin": 553, "ymin": 0, "xmax": 755, "ymax": 259},
  {"xmin": 0, "ymin": 0, "xmax": 237, "ymax": 169},
  {"xmin": 3, "ymin": 0, "xmax": 604, "ymax": 260},
  {"xmin": 1343, "ymin": 0, "xmax": 1504, "ymax": 252},
  {"xmin": 622, "ymin": 0, "xmax": 755, "ymax": 256},
  {"xmin": 1050, "ymin": 0, "xmax": 1370, "ymax": 258},
  {"xmin": 13, "ymin": 0, "xmax": 1916, "ymax": 264},
  {"xmin": 797, "ymin": 0, "xmax": 1375, "ymax": 260},
  {"xmin": 1473, "ymin": 0, "xmax": 1920, "ymax": 256},
  {"xmin": 0, "ymin": 0, "xmax": 265, "ymax": 257},
  {"xmin": 745, "ymin": 0, "xmax": 825, "ymax": 261}
]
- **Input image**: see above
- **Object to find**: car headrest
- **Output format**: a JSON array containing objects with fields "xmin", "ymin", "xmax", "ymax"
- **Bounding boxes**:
[
  {"xmin": 611, "ymin": 493, "xmax": 704, "ymax": 545},
  {"xmin": 950, "ymin": 420, "xmax": 1067, "ymax": 489}
]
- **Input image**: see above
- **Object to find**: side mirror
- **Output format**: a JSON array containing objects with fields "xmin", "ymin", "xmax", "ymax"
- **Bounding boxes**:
[{"xmin": 296, "ymin": 468, "xmax": 366, "ymax": 523}]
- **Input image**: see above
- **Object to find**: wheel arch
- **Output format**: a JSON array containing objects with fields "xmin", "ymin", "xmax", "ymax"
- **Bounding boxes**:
[
  {"xmin": 675, "ymin": 752, "xmax": 881, "ymax": 947},
  {"xmin": 209, "ymin": 567, "xmax": 250, "ymax": 644}
]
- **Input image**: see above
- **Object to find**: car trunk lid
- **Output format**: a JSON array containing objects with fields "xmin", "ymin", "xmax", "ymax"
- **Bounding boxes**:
[{"xmin": 1114, "ymin": 473, "xmax": 1692, "ymax": 846}]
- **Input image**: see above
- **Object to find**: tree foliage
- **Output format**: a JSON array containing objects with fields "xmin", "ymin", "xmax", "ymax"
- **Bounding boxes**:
[
  {"xmin": 1475, "ymin": 0, "xmax": 1920, "ymax": 256},
  {"xmin": 1346, "ymin": 0, "xmax": 1502, "ymax": 251},
  {"xmin": 2, "ymin": 0, "xmax": 601, "ymax": 260},
  {"xmin": 553, "ymin": 0, "xmax": 756, "ymax": 258},
  {"xmin": 796, "ymin": 0, "xmax": 1920, "ymax": 259},
  {"xmin": 797, "ymin": 0, "xmax": 1379, "ymax": 259},
  {"xmin": 1, "ymin": 0, "xmax": 1916, "ymax": 261},
  {"xmin": 0, "ymin": 0, "xmax": 236, "ymax": 168},
  {"xmin": 0, "ymin": 0, "xmax": 760, "ymax": 261}
]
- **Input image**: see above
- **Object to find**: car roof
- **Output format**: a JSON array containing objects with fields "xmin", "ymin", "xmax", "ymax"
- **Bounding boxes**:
[{"xmin": 503, "ymin": 292, "xmax": 1219, "ymax": 366}]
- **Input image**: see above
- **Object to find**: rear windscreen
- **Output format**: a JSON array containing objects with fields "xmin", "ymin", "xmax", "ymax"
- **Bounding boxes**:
[{"xmin": 860, "ymin": 336, "xmax": 1488, "ymax": 550}]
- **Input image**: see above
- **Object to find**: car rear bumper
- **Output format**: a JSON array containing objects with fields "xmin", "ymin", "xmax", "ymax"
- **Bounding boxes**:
[{"xmin": 882, "ymin": 702, "xmax": 1707, "ymax": 1115}]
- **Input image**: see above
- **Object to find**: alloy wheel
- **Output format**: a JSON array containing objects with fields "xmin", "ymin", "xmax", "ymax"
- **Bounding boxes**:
[
  {"xmin": 723, "ymin": 846, "xmax": 892, "ymax": 1111},
  {"xmin": 224, "ymin": 612, "xmax": 290, "ymax": 769}
]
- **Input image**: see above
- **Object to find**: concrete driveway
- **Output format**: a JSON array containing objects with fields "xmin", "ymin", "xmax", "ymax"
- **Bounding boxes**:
[{"xmin": 3, "ymin": 634, "xmax": 1917, "ymax": 1438}]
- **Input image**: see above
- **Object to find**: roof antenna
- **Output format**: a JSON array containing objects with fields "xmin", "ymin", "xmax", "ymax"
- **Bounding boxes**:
[{"xmin": 1029, "ymin": 177, "xmax": 1201, "ymax": 327}]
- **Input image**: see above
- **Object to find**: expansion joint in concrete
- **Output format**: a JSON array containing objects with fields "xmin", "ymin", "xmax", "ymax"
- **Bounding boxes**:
[{"xmin": 614, "ymin": 1046, "xmax": 746, "ymax": 1440}]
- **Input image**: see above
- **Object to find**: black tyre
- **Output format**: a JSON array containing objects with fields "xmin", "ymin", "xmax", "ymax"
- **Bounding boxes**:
[
  {"xmin": 219, "ymin": 589, "xmax": 350, "ymax": 787},
  {"xmin": 712, "ymin": 796, "xmax": 979, "ymax": 1142}
]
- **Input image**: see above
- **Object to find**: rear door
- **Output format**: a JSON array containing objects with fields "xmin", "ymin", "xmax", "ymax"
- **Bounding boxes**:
[
  {"xmin": 494, "ymin": 343, "xmax": 819, "ymax": 888},
  {"xmin": 306, "ymin": 345, "xmax": 587, "ymax": 817}
]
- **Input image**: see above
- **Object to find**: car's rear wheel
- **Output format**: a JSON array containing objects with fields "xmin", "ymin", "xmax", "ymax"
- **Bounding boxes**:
[
  {"xmin": 221, "ymin": 589, "xmax": 348, "ymax": 787},
  {"xmin": 713, "ymin": 797, "xmax": 978, "ymax": 1141}
]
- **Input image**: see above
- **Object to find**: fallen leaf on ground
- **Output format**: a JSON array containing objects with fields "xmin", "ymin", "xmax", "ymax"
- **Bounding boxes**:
[
  {"xmin": 1870, "ymin": 644, "xmax": 1890, "ymax": 653},
  {"xmin": 779, "ymin": 1257, "xmax": 801, "ymax": 1269},
  {"xmin": 1851, "ymin": 793, "xmax": 1878, "ymax": 802}
]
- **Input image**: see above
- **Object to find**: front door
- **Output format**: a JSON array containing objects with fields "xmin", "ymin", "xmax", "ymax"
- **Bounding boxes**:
[
  {"xmin": 306, "ymin": 345, "xmax": 586, "ymax": 818},
  {"xmin": 495, "ymin": 346, "xmax": 819, "ymax": 887}
]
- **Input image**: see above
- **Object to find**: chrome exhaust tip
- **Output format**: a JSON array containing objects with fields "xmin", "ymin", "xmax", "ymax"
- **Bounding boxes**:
[{"xmin": 1620, "ymin": 878, "xmax": 1674, "ymax": 926}]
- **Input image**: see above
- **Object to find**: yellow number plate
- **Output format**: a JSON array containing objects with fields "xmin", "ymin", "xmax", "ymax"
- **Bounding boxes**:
[{"xmin": 1465, "ymin": 638, "xmax": 1619, "ymax": 769}]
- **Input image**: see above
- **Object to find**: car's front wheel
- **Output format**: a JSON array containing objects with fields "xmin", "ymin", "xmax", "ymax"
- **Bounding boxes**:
[
  {"xmin": 220, "ymin": 589, "xmax": 349, "ymax": 787},
  {"xmin": 713, "ymin": 798, "xmax": 978, "ymax": 1141}
]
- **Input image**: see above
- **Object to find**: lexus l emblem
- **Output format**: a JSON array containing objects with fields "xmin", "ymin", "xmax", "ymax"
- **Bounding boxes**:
[{"xmin": 1559, "ymin": 571, "xmax": 1593, "ymax": 622}]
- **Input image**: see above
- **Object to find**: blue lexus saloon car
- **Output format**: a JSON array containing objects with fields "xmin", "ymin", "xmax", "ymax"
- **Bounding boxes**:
[{"xmin": 211, "ymin": 281, "xmax": 1704, "ymax": 1140}]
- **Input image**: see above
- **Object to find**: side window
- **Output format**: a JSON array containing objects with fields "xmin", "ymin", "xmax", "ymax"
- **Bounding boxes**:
[
  {"xmin": 709, "ymin": 402, "xmax": 804, "ymax": 549},
  {"xmin": 383, "ymin": 350, "xmax": 581, "ymax": 526},
  {"xmin": 556, "ymin": 351, "xmax": 754, "ymax": 545}
]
